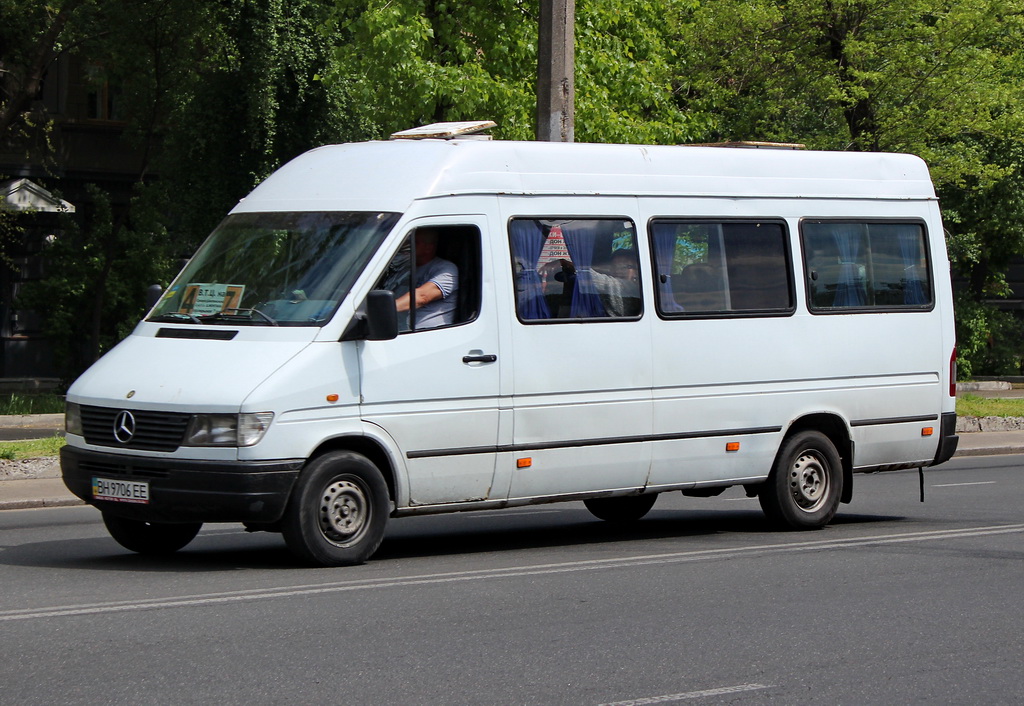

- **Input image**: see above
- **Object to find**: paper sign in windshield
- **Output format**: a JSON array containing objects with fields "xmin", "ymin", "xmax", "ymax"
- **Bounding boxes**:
[{"xmin": 179, "ymin": 283, "xmax": 244, "ymax": 316}]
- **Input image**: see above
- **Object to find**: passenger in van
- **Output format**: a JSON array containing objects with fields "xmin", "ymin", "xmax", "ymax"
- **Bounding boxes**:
[
  {"xmin": 610, "ymin": 249, "xmax": 640, "ymax": 298},
  {"xmin": 394, "ymin": 228, "xmax": 459, "ymax": 329}
]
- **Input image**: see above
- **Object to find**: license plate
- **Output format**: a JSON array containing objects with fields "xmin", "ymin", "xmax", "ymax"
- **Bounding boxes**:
[{"xmin": 92, "ymin": 477, "xmax": 150, "ymax": 504}]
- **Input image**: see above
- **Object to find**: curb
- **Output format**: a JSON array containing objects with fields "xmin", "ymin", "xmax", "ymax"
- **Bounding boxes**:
[
  {"xmin": 953, "ymin": 446, "xmax": 1024, "ymax": 457},
  {"xmin": 0, "ymin": 413, "xmax": 64, "ymax": 429},
  {"xmin": 0, "ymin": 497, "xmax": 84, "ymax": 511},
  {"xmin": 956, "ymin": 381, "xmax": 1013, "ymax": 392},
  {"xmin": 956, "ymin": 416, "xmax": 1024, "ymax": 433}
]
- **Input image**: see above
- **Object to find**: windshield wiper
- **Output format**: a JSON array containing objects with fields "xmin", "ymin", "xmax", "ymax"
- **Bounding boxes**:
[
  {"xmin": 149, "ymin": 312, "xmax": 202, "ymax": 324},
  {"xmin": 198, "ymin": 308, "xmax": 279, "ymax": 326}
]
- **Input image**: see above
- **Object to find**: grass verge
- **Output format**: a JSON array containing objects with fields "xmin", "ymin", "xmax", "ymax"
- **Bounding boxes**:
[
  {"xmin": 0, "ymin": 435, "xmax": 66, "ymax": 460},
  {"xmin": 956, "ymin": 393, "xmax": 1024, "ymax": 418},
  {"xmin": 0, "ymin": 393, "xmax": 65, "ymax": 415}
]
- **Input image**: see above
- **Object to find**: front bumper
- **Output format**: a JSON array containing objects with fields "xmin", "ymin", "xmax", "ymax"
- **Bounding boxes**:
[{"xmin": 61, "ymin": 446, "xmax": 303, "ymax": 523}]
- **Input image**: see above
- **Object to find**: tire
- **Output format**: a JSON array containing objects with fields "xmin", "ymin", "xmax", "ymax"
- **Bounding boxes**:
[
  {"xmin": 281, "ymin": 451, "xmax": 390, "ymax": 567},
  {"xmin": 584, "ymin": 493, "xmax": 658, "ymax": 523},
  {"xmin": 759, "ymin": 430, "xmax": 843, "ymax": 529},
  {"xmin": 102, "ymin": 513, "xmax": 202, "ymax": 555}
]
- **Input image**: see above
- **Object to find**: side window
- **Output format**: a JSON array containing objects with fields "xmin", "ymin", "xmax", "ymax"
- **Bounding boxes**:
[
  {"xmin": 802, "ymin": 221, "xmax": 932, "ymax": 311},
  {"xmin": 377, "ymin": 225, "xmax": 482, "ymax": 332},
  {"xmin": 650, "ymin": 220, "xmax": 793, "ymax": 316},
  {"xmin": 510, "ymin": 218, "xmax": 641, "ymax": 322}
]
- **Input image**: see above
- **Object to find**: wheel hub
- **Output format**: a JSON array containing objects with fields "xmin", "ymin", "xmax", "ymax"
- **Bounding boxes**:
[
  {"xmin": 789, "ymin": 452, "xmax": 828, "ymax": 513},
  {"xmin": 319, "ymin": 478, "xmax": 368, "ymax": 546}
]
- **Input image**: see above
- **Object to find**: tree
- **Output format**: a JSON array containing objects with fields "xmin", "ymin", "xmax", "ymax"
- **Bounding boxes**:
[
  {"xmin": 324, "ymin": 0, "xmax": 538, "ymax": 139},
  {"xmin": 323, "ymin": 0, "xmax": 707, "ymax": 143},
  {"xmin": 11, "ymin": 0, "xmax": 377, "ymax": 379},
  {"xmin": 160, "ymin": 0, "xmax": 378, "ymax": 247},
  {"xmin": 671, "ymin": 0, "xmax": 1024, "ymax": 375},
  {"xmin": 574, "ymin": 0, "xmax": 707, "ymax": 144},
  {"xmin": 672, "ymin": 1, "xmax": 1024, "ymax": 161},
  {"xmin": 0, "ymin": 0, "xmax": 87, "ymax": 141},
  {"xmin": 19, "ymin": 184, "xmax": 174, "ymax": 375}
]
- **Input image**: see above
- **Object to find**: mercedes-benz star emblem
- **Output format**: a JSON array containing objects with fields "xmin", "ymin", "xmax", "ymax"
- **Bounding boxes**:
[{"xmin": 113, "ymin": 410, "xmax": 136, "ymax": 444}]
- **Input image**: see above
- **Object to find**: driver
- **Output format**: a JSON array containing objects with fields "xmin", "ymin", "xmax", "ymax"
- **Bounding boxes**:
[{"xmin": 394, "ymin": 228, "xmax": 458, "ymax": 329}]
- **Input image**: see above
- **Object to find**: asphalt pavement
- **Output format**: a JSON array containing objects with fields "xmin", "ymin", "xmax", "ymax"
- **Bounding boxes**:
[{"xmin": 2, "ymin": 407, "xmax": 1023, "ymax": 512}]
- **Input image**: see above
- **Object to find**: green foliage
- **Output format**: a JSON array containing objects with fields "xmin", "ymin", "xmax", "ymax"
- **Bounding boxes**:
[
  {"xmin": 953, "ymin": 293, "xmax": 1024, "ymax": 379},
  {"xmin": 18, "ymin": 183, "xmax": 175, "ymax": 376},
  {"xmin": 575, "ymin": 0, "xmax": 707, "ymax": 144},
  {"xmin": 323, "ymin": 0, "xmax": 708, "ymax": 143},
  {"xmin": 956, "ymin": 393, "xmax": 1024, "ymax": 418},
  {"xmin": 672, "ymin": 0, "xmax": 1024, "ymax": 365},
  {"xmin": 0, "ymin": 206, "xmax": 26, "ymax": 268},
  {"xmin": 325, "ymin": 0, "xmax": 538, "ymax": 139},
  {"xmin": 941, "ymin": 138, "xmax": 1024, "ymax": 298},
  {"xmin": 673, "ymin": 0, "xmax": 1024, "ymax": 160},
  {"xmin": 159, "ymin": 0, "xmax": 378, "ymax": 249},
  {"xmin": 0, "ymin": 435, "xmax": 66, "ymax": 460},
  {"xmin": 5, "ymin": 0, "xmax": 379, "ymax": 380},
  {"xmin": 7, "ymin": 0, "xmax": 1024, "ymax": 384},
  {"xmin": 0, "ymin": 393, "xmax": 65, "ymax": 415}
]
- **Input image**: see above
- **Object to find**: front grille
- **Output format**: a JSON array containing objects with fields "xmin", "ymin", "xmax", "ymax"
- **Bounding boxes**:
[{"xmin": 81, "ymin": 405, "xmax": 191, "ymax": 452}]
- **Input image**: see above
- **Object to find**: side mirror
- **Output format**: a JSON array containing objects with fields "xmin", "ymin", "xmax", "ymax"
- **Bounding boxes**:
[
  {"xmin": 146, "ymin": 284, "xmax": 164, "ymax": 309},
  {"xmin": 342, "ymin": 290, "xmax": 398, "ymax": 341}
]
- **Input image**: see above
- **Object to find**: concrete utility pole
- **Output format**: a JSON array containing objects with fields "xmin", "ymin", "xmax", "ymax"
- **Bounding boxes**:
[{"xmin": 536, "ymin": 0, "xmax": 574, "ymax": 142}]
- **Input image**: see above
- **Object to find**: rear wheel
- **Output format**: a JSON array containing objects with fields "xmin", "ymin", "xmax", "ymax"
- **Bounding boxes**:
[
  {"xmin": 584, "ymin": 493, "xmax": 658, "ymax": 523},
  {"xmin": 759, "ymin": 430, "xmax": 842, "ymax": 529},
  {"xmin": 281, "ymin": 451, "xmax": 389, "ymax": 567},
  {"xmin": 102, "ymin": 513, "xmax": 202, "ymax": 555}
]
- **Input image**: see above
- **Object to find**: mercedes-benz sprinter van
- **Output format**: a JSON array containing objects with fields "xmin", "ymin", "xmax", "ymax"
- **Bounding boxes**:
[{"xmin": 61, "ymin": 122, "xmax": 958, "ymax": 566}]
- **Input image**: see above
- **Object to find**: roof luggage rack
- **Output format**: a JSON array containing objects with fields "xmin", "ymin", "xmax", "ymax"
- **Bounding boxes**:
[
  {"xmin": 390, "ymin": 121, "xmax": 497, "ymax": 140},
  {"xmin": 690, "ymin": 141, "xmax": 806, "ymax": 150}
]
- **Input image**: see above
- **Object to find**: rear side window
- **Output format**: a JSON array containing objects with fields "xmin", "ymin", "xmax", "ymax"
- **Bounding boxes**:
[
  {"xmin": 510, "ymin": 218, "xmax": 641, "ymax": 321},
  {"xmin": 802, "ymin": 221, "xmax": 932, "ymax": 311},
  {"xmin": 650, "ymin": 220, "xmax": 793, "ymax": 316}
]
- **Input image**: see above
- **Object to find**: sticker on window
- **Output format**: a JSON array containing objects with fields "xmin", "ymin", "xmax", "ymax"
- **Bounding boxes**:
[{"xmin": 179, "ymin": 283, "xmax": 245, "ymax": 316}]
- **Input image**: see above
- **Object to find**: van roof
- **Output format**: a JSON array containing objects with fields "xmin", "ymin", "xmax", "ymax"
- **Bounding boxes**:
[{"xmin": 233, "ymin": 139, "xmax": 936, "ymax": 214}]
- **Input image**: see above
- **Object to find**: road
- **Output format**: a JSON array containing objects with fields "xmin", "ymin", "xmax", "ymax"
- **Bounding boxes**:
[{"xmin": 1, "ymin": 456, "xmax": 1022, "ymax": 705}]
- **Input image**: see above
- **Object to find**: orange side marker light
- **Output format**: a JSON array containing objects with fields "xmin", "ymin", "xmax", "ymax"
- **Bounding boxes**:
[
  {"xmin": 921, "ymin": 427, "xmax": 934, "ymax": 437},
  {"xmin": 725, "ymin": 442, "xmax": 741, "ymax": 452},
  {"xmin": 517, "ymin": 458, "xmax": 533, "ymax": 469}
]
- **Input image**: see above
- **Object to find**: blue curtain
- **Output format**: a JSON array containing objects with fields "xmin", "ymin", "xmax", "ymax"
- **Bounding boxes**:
[
  {"xmin": 897, "ymin": 225, "xmax": 927, "ymax": 305},
  {"xmin": 509, "ymin": 220, "xmax": 552, "ymax": 319},
  {"xmin": 833, "ymin": 224, "xmax": 867, "ymax": 307},
  {"xmin": 561, "ymin": 222, "xmax": 606, "ymax": 317},
  {"xmin": 651, "ymin": 224, "xmax": 685, "ymax": 312}
]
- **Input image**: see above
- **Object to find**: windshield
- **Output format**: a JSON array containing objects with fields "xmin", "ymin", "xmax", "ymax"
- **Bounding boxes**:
[{"xmin": 149, "ymin": 211, "xmax": 400, "ymax": 326}]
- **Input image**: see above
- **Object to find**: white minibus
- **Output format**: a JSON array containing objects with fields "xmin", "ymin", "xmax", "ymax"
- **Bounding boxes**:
[{"xmin": 61, "ymin": 122, "xmax": 959, "ymax": 566}]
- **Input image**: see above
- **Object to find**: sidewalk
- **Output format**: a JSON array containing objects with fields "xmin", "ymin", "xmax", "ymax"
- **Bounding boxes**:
[
  {"xmin": 3, "ymin": 422, "xmax": 1024, "ymax": 512},
  {"xmin": 0, "ymin": 477, "xmax": 82, "ymax": 511}
]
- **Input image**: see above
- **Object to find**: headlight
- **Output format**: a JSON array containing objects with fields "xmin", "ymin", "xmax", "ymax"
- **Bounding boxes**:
[
  {"xmin": 65, "ymin": 402, "xmax": 82, "ymax": 436},
  {"xmin": 184, "ymin": 412, "xmax": 273, "ymax": 447}
]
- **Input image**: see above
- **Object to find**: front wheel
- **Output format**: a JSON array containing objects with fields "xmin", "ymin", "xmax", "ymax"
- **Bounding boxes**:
[
  {"xmin": 281, "ymin": 451, "xmax": 390, "ymax": 567},
  {"xmin": 759, "ymin": 431, "xmax": 843, "ymax": 529},
  {"xmin": 584, "ymin": 493, "xmax": 658, "ymax": 523},
  {"xmin": 102, "ymin": 513, "xmax": 202, "ymax": 555}
]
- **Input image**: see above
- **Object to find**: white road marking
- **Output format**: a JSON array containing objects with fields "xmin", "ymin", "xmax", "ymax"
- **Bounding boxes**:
[
  {"xmin": 599, "ymin": 683, "xmax": 772, "ymax": 705},
  {"xmin": 2, "ymin": 523, "xmax": 1022, "ymax": 622}
]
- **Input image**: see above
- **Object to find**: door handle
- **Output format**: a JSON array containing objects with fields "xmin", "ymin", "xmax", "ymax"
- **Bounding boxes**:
[{"xmin": 462, "ymin": 353, "xmax": 497, "ymax": 364}]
